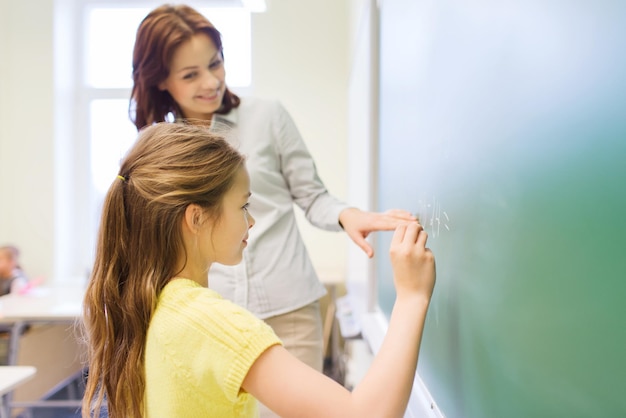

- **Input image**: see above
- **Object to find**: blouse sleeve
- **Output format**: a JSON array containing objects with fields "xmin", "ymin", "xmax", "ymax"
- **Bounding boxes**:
[{"xmin": 272, "ymin": 101, "xmax": 350, "ymax": 231}]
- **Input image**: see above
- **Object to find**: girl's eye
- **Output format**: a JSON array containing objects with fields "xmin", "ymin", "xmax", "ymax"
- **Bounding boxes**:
[
  {"xmin": 183, "ymin": 72, "xmax": 197, "ymax": 80},
  {"xmin": 243, "ymin": 203, "xmax": 250, "ymax": 212}
]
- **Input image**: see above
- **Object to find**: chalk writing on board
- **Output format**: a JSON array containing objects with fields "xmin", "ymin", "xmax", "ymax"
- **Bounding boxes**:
[{"xmin": 415, "ymin": 197, "xmax": 450, "ymax": 238}]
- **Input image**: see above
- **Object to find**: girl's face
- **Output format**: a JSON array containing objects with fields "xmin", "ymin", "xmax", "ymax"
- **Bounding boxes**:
[
  {"xmin": 199, "ymin": 166, "xmax": 255, "ymax": 266},
  {"xmin": 158, "ymin": 33, "xmax": 226, "ymax": 121}
]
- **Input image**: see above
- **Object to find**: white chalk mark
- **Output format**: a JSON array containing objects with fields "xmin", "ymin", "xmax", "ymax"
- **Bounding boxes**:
[{"xmin": 415, "ymin": 197, "xmax": 451, "ymax": 238}]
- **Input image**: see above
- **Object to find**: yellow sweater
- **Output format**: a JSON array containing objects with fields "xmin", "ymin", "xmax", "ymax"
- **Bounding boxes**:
[{"xmin": 144, "ymin": 278, "xmax": 282, "ymax": 417}]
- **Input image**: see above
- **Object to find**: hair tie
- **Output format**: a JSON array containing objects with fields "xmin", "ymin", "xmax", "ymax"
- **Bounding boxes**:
[{"xmin": 117, "ymin": 175, "xmax": 126, "ymax": 182}]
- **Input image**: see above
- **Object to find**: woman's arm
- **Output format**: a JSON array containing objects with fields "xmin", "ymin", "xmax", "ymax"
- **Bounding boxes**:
[{"xmin": 242, "ymin": 223, "xmax": 435, "ymax": 417}]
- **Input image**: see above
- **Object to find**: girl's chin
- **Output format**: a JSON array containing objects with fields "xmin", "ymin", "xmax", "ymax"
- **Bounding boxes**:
[{"xmin": 219, "ymin": 255, "xmax": 243, "ymax": 267}]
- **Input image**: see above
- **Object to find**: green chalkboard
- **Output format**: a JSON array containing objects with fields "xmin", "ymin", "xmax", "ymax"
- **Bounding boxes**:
[{"xmin": 375, "ymin": 1, "xmax": 626, "ymax": 417}]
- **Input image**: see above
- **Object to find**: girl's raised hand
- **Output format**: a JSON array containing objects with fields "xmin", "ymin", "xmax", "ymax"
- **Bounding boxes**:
[{"xmin": 389, "ymin": 222, "xmax": 436, "ymax": 302}]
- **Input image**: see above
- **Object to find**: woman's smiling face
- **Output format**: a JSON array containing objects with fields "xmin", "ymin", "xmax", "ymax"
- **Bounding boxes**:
[{"xmin": 158, "ymin": 33, "xmax": 227, "ymax": 121}]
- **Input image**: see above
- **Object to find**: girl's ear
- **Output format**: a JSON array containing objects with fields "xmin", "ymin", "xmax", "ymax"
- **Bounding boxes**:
[{"xmin": 183, "ymin": 204, "xmax": 202, "ymax": 233}]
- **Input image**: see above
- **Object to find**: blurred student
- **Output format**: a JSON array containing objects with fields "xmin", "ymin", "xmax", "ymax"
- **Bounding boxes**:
[
  {"xmin": 0, "ymin": 245, "xmax": 28, "ymax": 296},
  {"xmin": 81, "ymin": 122, "xmax": 436, "ymax": 418},
  {"xmin": 129, "ymin": 6, "xmax": 418, "ymax": 395}
]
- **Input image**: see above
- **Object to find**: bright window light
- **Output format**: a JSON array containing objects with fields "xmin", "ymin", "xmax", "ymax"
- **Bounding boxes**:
[
  {"xmin": 89, "ymin": 99, "xmax": 138, "ymax": 194},
  {"xmin": 84, "ymin": 8, "xmax": 146, "ymax": 88}
]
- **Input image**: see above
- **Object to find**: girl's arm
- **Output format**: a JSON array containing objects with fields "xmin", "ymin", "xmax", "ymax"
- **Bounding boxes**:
[{"xmin": 242, "ymin": 223, "xmax": 435, "ymax": 418}]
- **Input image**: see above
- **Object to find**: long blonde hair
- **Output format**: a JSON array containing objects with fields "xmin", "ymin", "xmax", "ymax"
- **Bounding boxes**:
[{"xmin": 81, "ymin": 123, "xmax": 244, "ymax": 417}]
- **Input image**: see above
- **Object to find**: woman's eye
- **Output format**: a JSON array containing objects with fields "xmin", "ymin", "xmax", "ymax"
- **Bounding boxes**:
[
  {"xmin": 183, "ymin": 72, "xmax": 197, "ymax": 80},
  {"xmin": 242, "ymin": 203, "xmax": 250, "ymax": 211},
  {"xmin": 209, "ymin": 59, "xmax": 223, "ymax": 69}
]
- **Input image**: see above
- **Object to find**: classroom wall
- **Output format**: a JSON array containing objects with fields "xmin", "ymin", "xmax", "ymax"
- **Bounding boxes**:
[
  {"xmin": 345, "ymin": 0, "xmax": 378, "ymax": 317},
  {"xmin": 0, "ymin": 5, "xmax": 5, "ymax": 199},
  {"xmin": 0, "ymin": 0, "xmax": 352, "ymax": 284},
  {"xmin": 0, "ymin": 0, "xmax": 56, "ymax": 280}
]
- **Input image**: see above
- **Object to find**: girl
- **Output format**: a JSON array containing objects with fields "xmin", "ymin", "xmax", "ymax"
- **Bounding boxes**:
[
  {"xmin": 129, "ymin": 6, "xmax": 418, "ymax": 404},
  {"xmin": 81, "ymin": 122, "xmax": 435, "ymax": 418}
]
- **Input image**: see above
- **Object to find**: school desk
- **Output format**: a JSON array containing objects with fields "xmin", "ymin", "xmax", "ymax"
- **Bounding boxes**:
[
  {"xmin": 0, "ymin": 366, "xmax": 36, "ymax": 418},
  {"xmin": 0, "ymin": 285, "xmax": 84, "ymax": 415}
]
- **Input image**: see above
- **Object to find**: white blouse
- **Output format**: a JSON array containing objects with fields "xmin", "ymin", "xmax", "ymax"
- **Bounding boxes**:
[{"xmin": 208, "ymin": 97, "xmax": 349, "ymax": 319}]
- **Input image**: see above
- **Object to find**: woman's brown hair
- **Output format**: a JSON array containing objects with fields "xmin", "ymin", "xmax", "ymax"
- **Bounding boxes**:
[
  {"xmin": 81, "ymin": 122, "xmax": 245, "ymax": 417},
  {"xmin": 130, "ymin": 4, "xmax": 240, "ymax": 130}
]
